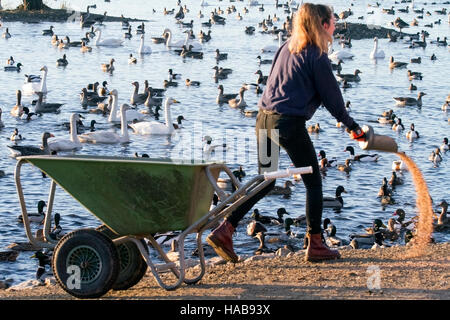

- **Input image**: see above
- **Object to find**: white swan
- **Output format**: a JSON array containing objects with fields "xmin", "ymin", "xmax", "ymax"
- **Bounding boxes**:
[
  {"xmin": 184, "ymin": 31, "xmax": 202, "ymax": 52},
  {"xmin": 48, "ymin": 113, "xmax": 82, "ymax": 152},
  {"xmin": 108, "ymin": 89, "xmax": 146, "ymax": 123},
  {"xmin": 328, "ymin": 45, "xmax": 354, "ymax": 61},
  {"xmin": 22, "ymin": 66, "xmax": 48, "ymax": 95},
  {"xmin": 94, "ymin": 28, "xmax": 123, "ymax": 47},
  {"xmin": 261, "ymin": 32, "xmax": 282, "ymax": 53},
  {"xmin": 163, "ymin": 28, "xmax": 185, "ymax": 49},
  {"xmin": 370, "ymin": 37, "xmax": 385, "ymax": 59},
  {"xmin": 79, "ymin": 104, "xmax": 130, "ymax": 144},
  {"xmin": 137, "ymin": 34, "xmax": 152, "ymax": 54},
  {"xmin": 129, "ymin": 97, "xmax": 179, "ymax": 135}
]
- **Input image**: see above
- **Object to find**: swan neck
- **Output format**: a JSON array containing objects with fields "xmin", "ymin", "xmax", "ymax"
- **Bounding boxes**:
[
  {"xmin": 70, "ymin": 115, "xmax": 78, "ymax": 142},
  {"xmin": 108, "ymin": 94, "xmax": 119, "ymax": 122},
  {"xmin": 164, "ymin": 101, "xmax": 173, "ymax": 131},
  {"xmin": 40, "ymin": 69, "xmax": 47, "ymax": 92},
  {"xmin": 120, "ymin": 108, "xmax": 129, "ymax": 139},
  {"xmin": 165, "ymin": 30, "xmax": 172, "ymax": 46},
  {"xmin": 139, "ymin": 37, "xmax": 144, "ymax": 52}
]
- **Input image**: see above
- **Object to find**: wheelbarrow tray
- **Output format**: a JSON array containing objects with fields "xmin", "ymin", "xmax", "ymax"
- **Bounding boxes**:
[{"xmin": 18, "ymin": 155, "xmax": 219, "ymax": 236}]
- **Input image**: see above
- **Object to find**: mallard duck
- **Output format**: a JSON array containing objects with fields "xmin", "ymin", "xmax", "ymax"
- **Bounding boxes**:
[
  {"xmin": 439, "ymin": 137, "xmax": 448, "ymax": 153},
  {"xmin": 349, "ymin": 219, "xmax": 386, "ymax": 248},
  {"xmin": 323, "ymin": 186, "xmax": 347, "ymax": 209},
  {"xmin": 337, "ymin": 159, "xmax": 352, "ymax": 173},
  {"xmin": 267, "ymin": 181, "xmax": 294, "ymax": 196},
  {"xmin": 271, "ymin": 208, "xmax": 290, "ymax": 225},
  {"xmin": 4, "ymin": 62, "xmax": 23, "ymax": 72},
  {"xmin": 80, "ymin": 88, "xmax": 107, "ymax": 108},
  {"xmin": 406, "ymin": 123, "xmax": 420, "ymax": 141},
  {"xmin": 323, "ymin": 218, "xmax": 343, "ymax": 247},
  {"xmin": 251, "ymin": 209, "xmax": 273, "ymax": 224},
  {"xmin": 30, "ymin": 250, "xmax": 52, "ymax": 282},
  {"xmin": 344, "ymin": 146, "xmax": 380, "ymax": 162},
  {"xmin": 389, "ymin": 56, "xmax": 408, "ymax": 69},
  {"xmin": 378, "ymin": 177, "xmax": 394, "ymax": 205},
  {"xmin": 253, "ymin": 232, "xmax": 275, "ymax": 255},
  {"xmin": 388, "ymin": 171, "xmax": 404, "ymax": 187},
  {"xmin": 434, "ymin": 200, "xmax": 449, "ymax": 231},
  {"xmin": 392, "ymin": 118, "xmax": 405, "ymax": 131},
  {"xmin": 17, "ymin": 200, "xmax": 46, "ymax": 223},
  {"xmin": 48, "ymin": 213, "xmax": 63, "ymax": 240},
  {"xmin": 247, "ymin": 219, "xmax": 268, "ymax": 236},
  {"xmin": 336, "ymin": 69, "xmax": 362, "ymax": 82},
  {"xmin": 0, "ymin": 250, "xmax": 19, "ymax": 262},
  {"xmin": 382, "ymin": 218, "xmax": 400, "ymax": 241},
  {"xmin": 7, "ymin": 132, "xmax": 54, "ymax": 158}
]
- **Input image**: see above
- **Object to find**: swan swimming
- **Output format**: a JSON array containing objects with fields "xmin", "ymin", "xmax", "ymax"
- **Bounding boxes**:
[
  {"xmin": 78, "ymin": 104, "xmax": 131, "ymax": 144},
  {"xmin": 163, "ymin": 28, "xmax": 185, "ymax": 49},
  {"xmin": 94, "ymin": 28, "xmax": 123, "ymax": 47},
  {"xmin": 137, "ymin": 34, "xmax": 152, "ymax": 54},
  {"xmin": 22, "ymin": 66, "xmax": 48, "ymax": 95},
  {"xmin": 261, "ymin": 32, "xmax": 282, "ymax": 53},
  {"xmin": 48, "ymin": 113, "xmax": 83, "ymax": 152},
  {"xmin": 369, "ymin": 37, "xmax": 385, "ymax": 59},
  {"xmin": 129, "ymin": 97, "xmax": 180, "ymax": 135},
  {"xmin": 108, "ymin": 89, "xmax": 146, "ymax": 123}
]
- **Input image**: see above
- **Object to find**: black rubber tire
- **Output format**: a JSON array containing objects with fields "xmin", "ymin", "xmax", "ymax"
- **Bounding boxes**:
[
  {"xmin": 96, "ymin": 225, "xmax": 148, "ymax": 291},
  {"xmin": 52, "ymin": 228, "xmax": 120, "ymax": 299}
]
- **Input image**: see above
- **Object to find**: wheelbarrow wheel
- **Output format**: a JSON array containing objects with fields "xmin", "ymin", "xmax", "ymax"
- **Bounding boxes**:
[
  {"xmin": 96, "ymin": 225, "xmax": 148, "ymax": 291},
  {"xmin": 52, "ymin": 228, "xmax": 119, "ymax": 299}
]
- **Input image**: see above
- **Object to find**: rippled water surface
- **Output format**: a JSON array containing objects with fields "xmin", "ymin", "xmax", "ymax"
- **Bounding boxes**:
[{"xmin": 0, "ymin": 0, "xmax": 449, "ymax": 283}]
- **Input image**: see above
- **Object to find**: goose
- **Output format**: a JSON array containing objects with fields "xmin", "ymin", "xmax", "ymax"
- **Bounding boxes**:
[
  {"xmin": 180, "ymin": 45, "xmax": 204, "ymax": 59},
  {"xmin": 336, "ymin": 69, "xmax": 362, "ymax": 82},
  {"xmin": 94, "ymin": 11, "xmax": 108, "ymax": 25},
  {"xmin": 137, "ymin": 34, "xmax": 152, "ymax": 54},
  {"xmin": 198, "ymin": 30, "xmax": 211, "ymax": 43},
  {"xmin": 129, "ymin": 97, "xmax": 180, "ymax": 135},
  {"xmin": 94, "ymin": 28, "xmax": 123, "ymax": 47},
  {"xmin": 389, "ymin": 56, "xmax": 408, "ymax": 69},
  {"xmin": 163, "ymin": 28, "xmax": 185, "ymax": 49},
  {"xmin": 185, "ymin": 79, "xmax": 200, "ymax": 87},
  {"xmin": 130, "ymin": 81, "xmax": 148, "ymax": 105},
  {"xmin": 10, "ymin": 90, "xmax": 24, "ymax": 117},
  {"xmin": 80, "ymin": 41, "xmax": 92, "ymax": 52},
  {"xmin": 48, "ymin": 114, "xmax": 83, "ymax": 152},
  {"xmin": 56, "ymin": 54, "xmax": 68, "ymax": 67},
  {"xmin": 440, "ymin": 138, "xmax": 449, "ymax": 153},
  {"xmin": 22, "ymin": 66, "xmax": 48, "ymax": 95},
  {"xmin": 261, "ymin": 32, "xmax": 282, "ymax": 53},
  {"xmin": 128, "ymin": 53, "xmax": 137, "ymax": 64},
  {"xmin": 144, "ymin": 88, "xmax": 163, "ymax": 107},
  {"xmin": 214, "ymin": 49, "xmax": 228, "ymax": 62},
  {"xmin": 4, "ymin": 62, "xmax": 23, "ymax": 72},
  {"xmin": 42, "ymin": 26, "xmax": 54, "ymax": 36},
  {"xmin": 344, "ymin": 146, "xmax": 379, "ymax": 162},
  {"xmin": 80, "ymin": 88, "xmax": 107, "ymax": 108},
  {"xmin": 267, "ymin": 181, "xmax": 294, "ymax": 196},
  {"xmin": 228, "ymin": 87, "xmax": 247, "ymax": 108},
  {"xmin": 10, "ymin": 128, "xmax": 24, "ymax": 141},
  {"xmin": 392, "ymin": 118, "xmax": 405, "ymax": 131},
  {"xmin": 369, "ymin": 37, "xmax": 385, "ymax": 59},
  {"xmin": 393, "ymin": 92, "xmax": 426, "ymax": 106},
  {"xmin": 388, "ymin": 171, "xmax": 404, "ymax": 187},
  {"xmin": 2, "ymin": 27, "xmax": 11, "ymax": 39},
  {"xmin": 79, "ymin": 104, "xmax": 131, "ymax": 144},
  {"xmin": 34, "ymin": 92, "xmax": 63, "ymax": 113},
  {"xmin": 323, "ymin": 186, "xmax": 346, "ymax": 209},
  {"xmin": 212, "ymin": 66, "xmax": 229, "ymax": 80},
  {"xmin": 215, "ymin": 85, "xmax": 235, "ymax": 104},
  {"xmin": 7, "ymin": 132, "xmax": 54, "ymax": 157},
  {"xmin": 108, "ymin": 89, "xmax": 145, "ymax": 123},
  {"xmin": 406, "ymin": 123, "xmax": 419, "ymax": 141},
  {"xmin": 17, "ymin": 200, "xmax": 47, "ymax": 224}
]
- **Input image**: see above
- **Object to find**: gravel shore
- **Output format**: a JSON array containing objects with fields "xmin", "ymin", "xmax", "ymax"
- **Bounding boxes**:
[{"xmin": 1, "ymin": 243, "xmax": 448, "ymax": 300}]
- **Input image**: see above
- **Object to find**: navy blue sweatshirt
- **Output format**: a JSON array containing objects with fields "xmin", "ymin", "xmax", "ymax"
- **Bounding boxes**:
[{"xmin": 258, "ymin": 40, "xmax": 357, "ymax": 129}]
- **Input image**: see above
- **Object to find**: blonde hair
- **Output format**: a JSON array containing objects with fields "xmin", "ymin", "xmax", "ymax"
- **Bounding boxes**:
[{"xmin": 288, "ymin": 3, "xmax": 333, "ymax": 55}]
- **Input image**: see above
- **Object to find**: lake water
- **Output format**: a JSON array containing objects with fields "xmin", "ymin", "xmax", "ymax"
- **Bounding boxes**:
[{"xmin": 0, "ymin": 0, "xmax": 449, "ymax": 284}]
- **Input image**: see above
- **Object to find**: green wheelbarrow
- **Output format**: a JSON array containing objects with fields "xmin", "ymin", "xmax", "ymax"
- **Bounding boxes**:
[{"xmin": 15, "ymin": 155, "xmax": 312, "ymax": 298}]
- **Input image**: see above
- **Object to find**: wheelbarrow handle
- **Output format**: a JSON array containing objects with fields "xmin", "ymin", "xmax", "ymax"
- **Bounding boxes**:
[{"xmin": 263, "ymin": 166, "xmax": 313, "ymax": 180}]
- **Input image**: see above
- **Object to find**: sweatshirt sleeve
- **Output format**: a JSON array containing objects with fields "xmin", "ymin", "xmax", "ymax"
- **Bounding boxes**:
[{"xmin": 312, "ymin": 53, "xmax": 357, "ymax": 129}]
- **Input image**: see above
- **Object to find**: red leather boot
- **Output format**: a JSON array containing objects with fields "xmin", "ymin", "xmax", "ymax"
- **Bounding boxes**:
[
  {"xmin": 305, "ymin": 233, "xmax": 341, "ymax": 262},
  {"xmin": 206, "ymin": 220, "xmax": 238, "ymax": 263}
]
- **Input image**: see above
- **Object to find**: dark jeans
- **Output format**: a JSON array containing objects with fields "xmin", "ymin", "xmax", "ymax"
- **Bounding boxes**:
[{"xmin": 226, "ymin": 111, "xmax": 323, "ymax": 234}]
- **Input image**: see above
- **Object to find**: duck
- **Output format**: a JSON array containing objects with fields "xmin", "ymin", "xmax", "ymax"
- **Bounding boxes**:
[
  {"xmin": 409, "ymin": 83, "xmax": 417, "ymax": 91},
  {"xmin": 212, "ymin": 66, "xmax": 229, "ymax": 80},
  {"xmin": 42, "ymin": 26, "xmax": 54, "ymax": 36},
  {"xmin": 6, "ymin": 55, "xmax": 15, "ymax": 65},
  {"xmin": 2, "ymin": 28, "xmax": 11, "ymax": 39},
  {"xmin": 349, "ymin": 219, "xmax": 386, "ymax": 249},
  {"xmin": 48, "ymin": 114, "xmax": 83, "ymax": 152},
  {"xmin": 256, "ymin": 55, "xmax": 272, "ymax": 66},
  {"xmin": 307, "ymin": 123, "xmax": 321, "ymax": 133},
  {"xmin": 7, "ymin": 132, "xmax": 54, "ymax": 158},
  {"xmin": 80, "ymin": 88, "xmax": 107, "ymax": 108},
  {"xmin": 107, "ymin": 89, "xmax": 145, "ymax": 123},
  {"xmin": 344, "ymin": 146, "xmax": 379, "ymax": 162},
  {"xmin": 434, "ymin": 200, "xmax": 449, "ymax": 231},
  {"xmin": 254, "ymin": 70, "xmax": 268, "ymax": 85},
  {"xmin": 98, "ymin": 81, "xmax": 109, "ymax": 97},
  {"xmin": 185, "ymin": 78, "xmax": 200, "ymax": 87},
  {"xmin": 389, "ymin": 171, "xmax": 404, "ymax": 187},
  {"xmin": 318, "ymin": 150, "xmax": 338, "ymax": 170},
  {"xmin": 56, "ymin": 54, "xmax": 68, "ymax": 67},
  {"xmin": 130, "ymin": 81, "xmax": 148, "ymax": 106},
  {"xmin": 429, "ymin": 148, "xmax": 442, "ymax": 165},
  {"xmin": 144, "ymin": 88, "xmax": 163, "ymax": 108},
  {"xmin": 22, "ymin": 66, "xmax": 48, "ymax": 95},
  {"xmin": 51, "ymin": 35, "xmax": 59, "ymax": 46},
  {"xmin": 17, "ymin": 200, "xmax": 47, "ymax": 224},
  {"xmin": 180, "ymin": 45, "xmax": 204, "ymax": 59},
  {"xmin": 34, "ymin": 92, "xmax": 63, "ymax": 114},
  {"xmin": 129, "ymin": 98, "xmax": 180, "ymax": 135},
  {"xmin": 0, "ymin": 250, "xmax": 19, "ymax": 262},
  {"xmin": 410, "ymin": 57, "xmax": 421, "ymax": 64},
  {"xmin": 406, "ymin": 123, "xmax": 420, "ymax": 141},
  {"xmin": 78, "ymin": 104, "xmax": 131, "ymax": 144},
  {"xmin": 323, "ymin": 186, "xmax": 347, "ymax": 209},
  {"xmin": 48, "ymin": 213, "xmax": 63, "ymax": 240},
  {"xmin": 4, "ymin": 62, "xmax": 23, "ymax": 72},
  {"xmin": 251, "ymin": 209, "xmax": 275, "ymax": 224},
  {"xmin": 267, "ymin": 181, "xmax": 294, "ymax": 196},
  {"xmin": 80, "ymin": 41, "xmax": 92, "ymax": 53},
  {"xmin": 378, "ymin": 177, "xmax": 394, "ymax": 205},
  {"xmin": 369, "ymin": 37, "xmax": 385, "ymax": 59},
  {"xmin": 336, "ymin": 69, "xmax": 362, "ymax": 82},
  {"xmin": 202, "ymin": 135, "xmax": 228, "ymax": 158},
  {"xmin": 323, "ymin": 218, "xmax": 343, "ymax": 247},
  {"xmin": 394, "ymin": 92, "xmax": 426, "ymax": 107},
  {"xmin": 137, "ymin": 34, "xmax": 152, "ymax": 54},
  {"xmin": 382, "ymin": 219, "xmax": 400, "ymax": 241},
  {"xmin": 228, "ymin": 87, "xmax": 248, "ymax": 108},
  {"xmin": 215, "ymin": 49, "xmax": 228, "ymax": 61},
  {"xmin": 392, "ymin": 160, "xmax": 407, "ymax": 172},
  {"xmin": 163, "ymin": 79, "xmax": 178, "ymax": 88},
  {"xmin": 94, "ymin": 28, "xmax": 123, "ymax": 47},
  {"xmin": 101, "ymin": 58, "xmax": 115, "ymax": 73},
  {"xmin": 440, "ymin": 137, "xmax": 449, "ymax": 153},
  {"xmin": 407, "ymin": 70, "xmax": 423, "ymax": 80},
  {"xmin": 124, "ymin": 26, "xmax": 132, "ymax": 39},
  {"xmin": 337, "ymin": 159, "xmax": 352, "ymax": 173},
  {"xmin": 216, "ymin": 85, "xmax": 237, "ymax": 104},
  {"xmin": 389, "ymin": 56, "xmax": 408, "ymax": 69},
  {"xmin": 135, "ymin": 22, "xmax": 145, "ymax": 34},
  {"xmin": 261, "ymin": 32, "xmax": 282, "ymax": 53},
  {"xmin": 378, "ymin": 110, "xmax": 396, "ymax": 124},
  {"xmin": 271, "ymin": 208, "xmax": 290, "ymax": 225},
  {"xmin": 392, "ymin": 118, "xmax": 405, "ymax": 132},
  {"xmin": 64, "ymin": 36, "xmax": 82, "ymax": 47},
  {"xmin": 30, "ymin": 250, "xmax": 52, "ymax": 283},
  {"xmin": 10, "ymin": 90, "xmax": 24, "ymax": 117},
  {"xmin": 10, "ymin": 128, "xmax": 24, "ymax": 141}
]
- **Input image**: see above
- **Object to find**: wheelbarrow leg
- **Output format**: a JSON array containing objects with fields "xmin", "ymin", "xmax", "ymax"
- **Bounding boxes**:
[{"xmin": 181, "ymin": 231, "xmax": 206, "ymax": 285}]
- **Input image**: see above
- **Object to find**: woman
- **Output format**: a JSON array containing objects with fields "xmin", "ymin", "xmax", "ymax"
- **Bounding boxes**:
[{"xmin": 207, "ymin": 3, "xmax": 366, "ymax": 262}]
